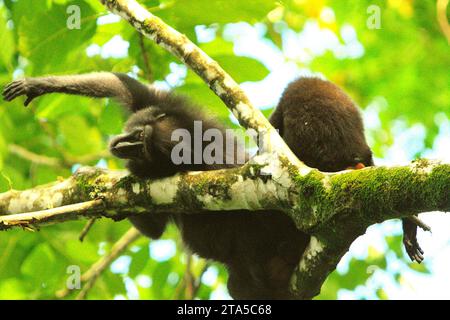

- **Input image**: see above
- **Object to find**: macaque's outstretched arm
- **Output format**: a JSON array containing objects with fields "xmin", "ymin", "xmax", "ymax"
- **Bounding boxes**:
[{"xmin": 2, "ymin": 72, "xmax": 158, "ymax": 112}]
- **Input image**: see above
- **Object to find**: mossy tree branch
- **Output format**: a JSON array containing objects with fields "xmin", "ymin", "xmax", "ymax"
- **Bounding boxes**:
[{"xmin": 1, "ymin": 158, "xmax": 448, "ymax": 298}]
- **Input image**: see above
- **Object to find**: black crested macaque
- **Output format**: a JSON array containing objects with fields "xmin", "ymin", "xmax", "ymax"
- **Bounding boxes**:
[
  {"xmin": 270, "ymin": 78, "xmax": 423, "ymax": 263},
  {"xmin": 2, "ymin": 73, "xmax": 423, "ymax": 299}
]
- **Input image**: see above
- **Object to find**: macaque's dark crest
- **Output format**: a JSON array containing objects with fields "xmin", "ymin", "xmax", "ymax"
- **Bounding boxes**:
[{"xmin": 2, "ymin": 72, "xmax": 423, "ymax": 299}]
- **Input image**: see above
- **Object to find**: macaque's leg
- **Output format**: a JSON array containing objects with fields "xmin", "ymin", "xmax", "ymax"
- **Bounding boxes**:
[
  {"xmin": 2, "ymin": 72, "xmax": 157, "ymax": 111},
  {"xmin": 129, "ymin": 213, "xmax": 169, "ymax": 239}
]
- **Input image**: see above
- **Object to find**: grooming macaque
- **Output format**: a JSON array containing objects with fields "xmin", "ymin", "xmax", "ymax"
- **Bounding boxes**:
[{"xmin": 2, "ymin": 72, "xmax": 423, "ymax": 299}]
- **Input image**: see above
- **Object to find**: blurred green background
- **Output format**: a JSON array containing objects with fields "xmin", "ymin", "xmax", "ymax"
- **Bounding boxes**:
[{"xmin": 0, "ymin": 0, "xmax": 448, "ymax": 299}]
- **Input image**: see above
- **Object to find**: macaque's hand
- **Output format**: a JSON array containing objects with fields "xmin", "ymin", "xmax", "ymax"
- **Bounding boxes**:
[
  {"xmin": 3, "ymin": 78, "xmax": 43, "ymax": 106},
  {"xmin": 403, "ymin": 219, "xmax": 424, "ymax": 263}
]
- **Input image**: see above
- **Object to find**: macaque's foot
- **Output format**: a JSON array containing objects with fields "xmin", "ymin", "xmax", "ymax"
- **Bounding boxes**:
[
  {"xmin": 2, "ymin": 78, "xmax": 41, "ymax": 106},
  {"xmin": 402, "ymin": 218, "xmax": 425, "ymax": 263}
]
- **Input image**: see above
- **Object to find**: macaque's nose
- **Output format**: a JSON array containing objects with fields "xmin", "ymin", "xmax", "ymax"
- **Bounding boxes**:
[{"xmin": 109, "ymin": 129, "xmax": 144, "ymax": 159}]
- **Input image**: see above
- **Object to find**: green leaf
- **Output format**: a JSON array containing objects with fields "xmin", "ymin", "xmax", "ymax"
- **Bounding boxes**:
[
  {"xmin": 98, "ymin": 100, "xmax": 126, "ymax": 135},
  {"xmin": 129, "ymin": 245, "xmax": 150, "ymax": 278},
  {"xmin": 315, "ymin": 272, "xmax": 339, "ymax": 300},
  {"xmin": 333, "ymin": 258, "xmax": 372, "ymax": 291},
  {"xmin": 175, "ymin": 81, "xmax": 232, "ymax": 124},
  {"xmin": 0, "ymin": 278, "xmax": 27, "ymax": 299},
  {"xmin": 200, "ymin": 37, "xmax": 235, "ymax": 56},
  {"xmin": 158, "ymin": 0, "xmax": 276, "ymax": 30},
  {"xmin": 65, "ymin": 239, "xmax": 100, "ymax": 264},
  {"xmin": 58, "ymin": 115, "xmax": 103, "ymax": 156},
  {"xmin": 212, "ymin": 55, "xmax": 269, "ymax": 82},
  {"xmin": 151, "ymin": 260, "xmax": 173, "ymax": 294},
  {"xmin": 21, "ymin": 243, "xmax": 57, "ymax": 282},
  {"xmin": 376, "ymin": 288, "xmax": 389, "ymax": 300},
  {"xmin": 0, "ymin": 6, "xmax": 15, "ymax": 68},
  {"xmin": 17, "ymin": 1, "xmax": 97, "ymax": 74},
  {"xmin": 128, "ymin": 31, "xmax": 174, "ymax": 81},
  {"xmin": 385, "ymin": 235, "xmax": 404, "ymax": 259},
  {"xmin": 102, "ymin": 271, "xmax": 127, "ymax": 297},
  {"xmin": 408, "ymin": 262, "xmax": 431, "ymax": 274}
]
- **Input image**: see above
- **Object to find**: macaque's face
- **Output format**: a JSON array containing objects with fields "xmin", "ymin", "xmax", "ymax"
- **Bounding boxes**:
[
  {"xmin": 109, "ymin": 108, "xmax": 166, "ymax": 162},
  {"xmin": 347, "ymin": 149, "xmax": 374, "ymax": 170}
]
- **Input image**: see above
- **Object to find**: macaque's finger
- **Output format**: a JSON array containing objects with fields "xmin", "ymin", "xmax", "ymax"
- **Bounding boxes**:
[
  {"xmin": 2, "ymin": 80, "xmax": 26, "ymax": 101},
  {"xmin": 4, "ymin": 79, "xmax": 24, "ymax": 92},
  {"xmin": 413, "ymin": 249, "xmax": 424, "ymax": 263},
  {"xmin": 405, "ymin": 243, "xmax": 415, "ymax": 261},
  {"xmin": 3, "ymin": 80, "xmax": 28, "ymax": 101},
  {"xmin": 402, "ymin": 217, "xmax": 426, "ymax": 263},
  {"xmin": 24, "ymin": 96, "xmax": 34, "ymax": 106},
  {"xmin": 414, "ymin": 254, "xmax": 423, "ymax": 264},
  {"xmin": 404, "ymin": 237, "xmax": 425, "ymax": 263},
  {"xmin": 3, "ymin": 79, "xmax": 22, "ymax": 92}
]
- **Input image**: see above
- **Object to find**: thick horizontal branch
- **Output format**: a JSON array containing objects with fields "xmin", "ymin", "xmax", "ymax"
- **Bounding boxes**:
[
  {"xmin": 1, "ymin": 151, "xmax": 448, "ymax": 299},
  {"xmin": 1, "ymin": 158, "xmax": 448, "ymax": 232}
]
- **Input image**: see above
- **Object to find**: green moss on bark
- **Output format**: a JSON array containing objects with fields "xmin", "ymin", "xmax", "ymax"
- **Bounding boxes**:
[
  {"xmin": 291, "ymin": 170, "xmax": 329, "ymax": 230},
  {"xmin": 74, "ymin": 167, "xmax": 107, "ymax": 200}
]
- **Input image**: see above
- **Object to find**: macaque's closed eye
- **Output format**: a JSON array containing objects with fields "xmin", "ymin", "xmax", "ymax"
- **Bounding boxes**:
[{"xmin": 154, "ymin": 113, "xmax": 166, "ymax": 121}]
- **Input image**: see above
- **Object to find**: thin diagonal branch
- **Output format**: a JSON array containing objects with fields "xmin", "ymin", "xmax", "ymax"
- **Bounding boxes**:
[
  {"xmin": 0, "ymin": 199, "xmax": 105, "ymax": 229},
  {"xmin": 56, "ymin": 227, "xmax": 141, "ymax": 299},
  {"xmin": 100, "ymin": 0, "xmax": 304, "ymax": 168},
  {"xmin": 8, "ymin": 144, "xmax": 62, "ymax": 167},
  {"xmin": 8, "ymin": 143, "xmax": 110, "ymax": 168},
  {"xmin": 138, "ymin": 33, "xmax": 153, "ymax": 82}
]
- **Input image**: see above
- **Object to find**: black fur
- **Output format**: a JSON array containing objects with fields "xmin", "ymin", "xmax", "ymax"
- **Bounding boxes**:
[
  {"xmin": 2, "ymin": 73, "xmax": 422, "ymax": 299},
  {"xmin": 270, "ymin": 77, "xmax": 374, "ymax": 171}
]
